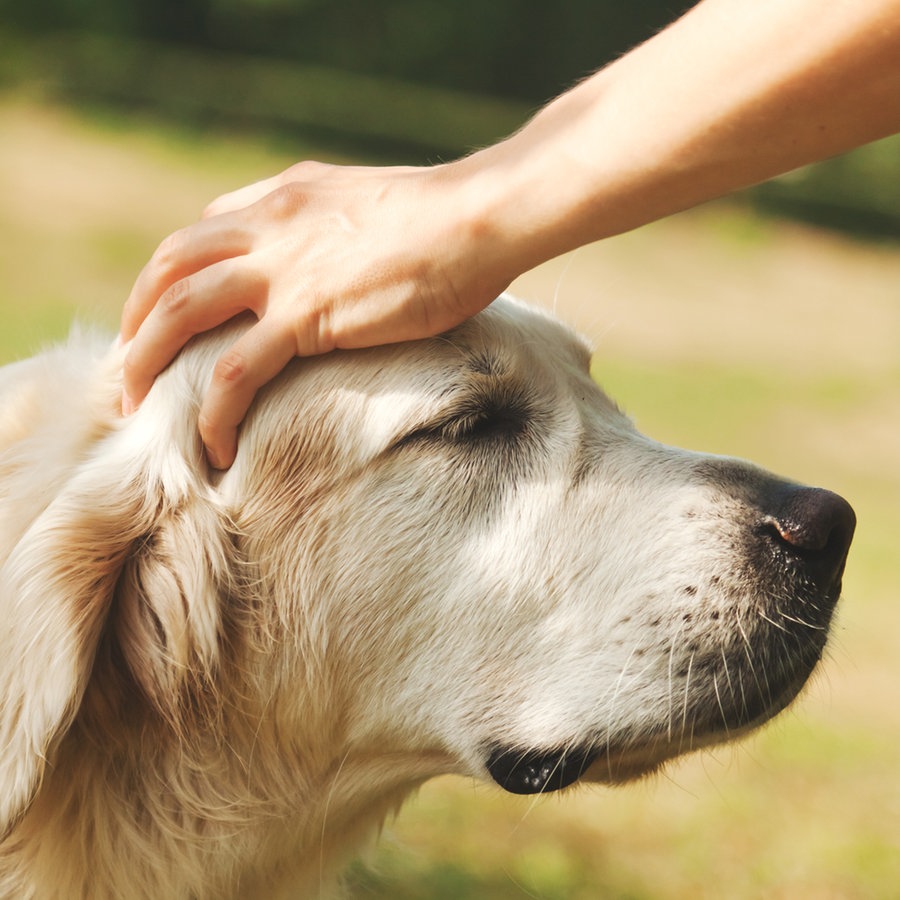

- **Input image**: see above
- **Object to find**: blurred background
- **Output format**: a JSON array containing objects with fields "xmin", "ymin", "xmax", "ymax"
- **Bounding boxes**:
[{"xmin": 1, "ymin": 2, "xmax": 898, "ymax": 897}]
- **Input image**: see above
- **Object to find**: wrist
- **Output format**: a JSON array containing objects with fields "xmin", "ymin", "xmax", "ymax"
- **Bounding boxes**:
[
  {"xmin": 436, "ymin": 76, "xmax": 634, "ymax": 288},
  {"xmin": 432, "ymin": 141, "xmax": 578, "ymax": 301},
  {"xmin": 415, "ymin": 156, "xmax": 533, "ymax": 312}
]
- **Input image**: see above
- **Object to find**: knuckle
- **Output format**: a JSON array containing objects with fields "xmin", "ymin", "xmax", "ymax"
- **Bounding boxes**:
[
  {"xmin": 159, "ymin": 279, "xmax": 191, "ymax": 317},
  {"xmin": 154, "ymin": 228, "xmax": 188, "ymax": 271},
  {"xmin": 202, "ymin": 193, "xmax": 232, "ymax": 218},
  {"xmin": 212, "ymin": 347, "xmax": 249, "ymax": 387},
  {"xmin": 308, "ymin": 306, "xmax": 336, "ymax": 356},
  {"xmin": 286, "ymin": 159, "xmax": 331, "ymax": 181},
  {"xmin": 263, "ymin": 182, "xmax": 308, "ymax": 219}
]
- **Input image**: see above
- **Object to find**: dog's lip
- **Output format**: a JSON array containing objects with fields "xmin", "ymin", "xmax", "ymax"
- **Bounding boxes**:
[
  {"xmin": 485, "ymin": 745, "xmax": 600, "ymax": 794},
  {"xmin": 486, "ymin": 673, "xmax": 820, "ymax": 793},
  {"xmin": 576, "ymin": 667, "xmax": 827, "ymax": 786},
  {"xmin": 484, "ymin": 742, "xmax": 677, "ymax": 793}
]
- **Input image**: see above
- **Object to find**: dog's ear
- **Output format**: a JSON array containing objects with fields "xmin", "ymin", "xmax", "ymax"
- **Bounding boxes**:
[
  {"xmin": 0, "ymin": 410, "xmax": 233, "ymax": 836},
  {"xmin": 0, "ymin": 450, "xmax": 152, "ymax": 836},
  {"xmin": 113, "ymin": 485, "xmax": 234, "ymax": 724}
]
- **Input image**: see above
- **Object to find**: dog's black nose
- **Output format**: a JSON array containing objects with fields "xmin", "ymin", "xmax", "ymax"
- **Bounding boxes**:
[{"xmin": 763, "ymin": 486, "xmax": 856, "ymax": 589}]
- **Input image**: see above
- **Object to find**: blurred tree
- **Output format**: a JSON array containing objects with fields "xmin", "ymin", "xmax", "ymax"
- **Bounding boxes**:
[
  {"xmin": 0, "ymin": 0, "xmax": 696, "ymax": 101},
  {"xmin": 202, "ymin": 0, "xmax": 698, "ymax": 101},
  {"xmin": 138, "ymin": 0, "xmax": 214, "ymax": 44}
]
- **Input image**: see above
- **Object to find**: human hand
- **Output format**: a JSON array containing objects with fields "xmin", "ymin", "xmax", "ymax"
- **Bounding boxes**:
[{"xmin": 120, "ymin": 159, "xmax": 510, "ymax": 468}]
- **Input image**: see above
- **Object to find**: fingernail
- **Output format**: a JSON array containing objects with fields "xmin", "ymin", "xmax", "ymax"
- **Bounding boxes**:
[
  {"xmin": 205, "ymin": 445, "xmax": 224, "ymax": 470},
  {"xmin": 121, "ymin": 392, "xmax": 135, "ymax": 416}
]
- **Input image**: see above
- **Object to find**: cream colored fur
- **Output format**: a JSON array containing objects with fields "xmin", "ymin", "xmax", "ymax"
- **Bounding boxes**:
[{"xmin": 0, "ymin": 297, "xmax": 849, "ymax": 898}]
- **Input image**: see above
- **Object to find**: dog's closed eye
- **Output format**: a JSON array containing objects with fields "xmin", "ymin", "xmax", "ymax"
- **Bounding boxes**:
[{"xmin": 395, "ymin": 395, "xmax": 530, "ymax": 450}]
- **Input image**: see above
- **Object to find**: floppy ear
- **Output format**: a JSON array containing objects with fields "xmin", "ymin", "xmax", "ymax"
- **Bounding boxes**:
[
  {"xmin": 0, "ymin": 415, "xmax": 233, "ymax": 837},
  {"xmin": 113, "ymin": 485, "xmax": 234, "ymax": 724}
]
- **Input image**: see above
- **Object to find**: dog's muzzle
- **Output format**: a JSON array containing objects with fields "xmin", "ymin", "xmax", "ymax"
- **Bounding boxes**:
[{"xmin": 484, "ymin": 483, "xmax": 856, "ymax": 796}]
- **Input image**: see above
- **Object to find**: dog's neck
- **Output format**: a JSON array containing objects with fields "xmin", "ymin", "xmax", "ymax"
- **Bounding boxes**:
[{"xmin": 2, "ymin": 636, "xmax": 440, "ymax": 899}]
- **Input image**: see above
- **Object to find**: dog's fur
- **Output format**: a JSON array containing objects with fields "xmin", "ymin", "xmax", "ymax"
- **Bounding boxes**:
[{"xmin": 0, "ymin": 296, "xmax": 853, "ymax": 898}]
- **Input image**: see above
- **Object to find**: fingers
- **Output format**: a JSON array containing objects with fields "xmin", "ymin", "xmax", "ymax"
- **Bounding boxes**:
[
  {"xmin": 122, "ymin": 258, "xmax": 266, "ymax": 412},
  {"xmin": 120, "ymin": 214, "xmax": 252, "ymax": 343},
  {"xmin": 199, "ymin": 321, "xmax": 298, "ymax": 469}
]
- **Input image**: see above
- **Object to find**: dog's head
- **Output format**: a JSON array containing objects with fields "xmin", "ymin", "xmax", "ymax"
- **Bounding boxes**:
[{"xmin": 0, "ymin": 296, "xmax": 854, "ymax": 840}]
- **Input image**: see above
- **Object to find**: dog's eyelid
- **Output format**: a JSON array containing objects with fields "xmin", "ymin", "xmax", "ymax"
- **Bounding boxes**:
[
  {"xmin": 392, "ymin": 394, "xmax": 530, "ymax": 450},
  {"xmin": 450, "ymin": 404, "xmax": 528, "ymax": 442}
]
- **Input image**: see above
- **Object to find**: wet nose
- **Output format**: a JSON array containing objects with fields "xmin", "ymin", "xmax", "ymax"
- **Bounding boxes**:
[{"xmin": 763, "ymin": 486, "xmax": 856, "ymax": 589}]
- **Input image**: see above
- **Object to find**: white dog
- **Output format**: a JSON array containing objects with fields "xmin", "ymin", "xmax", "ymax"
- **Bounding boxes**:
[{"xmin": 0, "ymin": 296, "xmax": 854, "ymax": 898}]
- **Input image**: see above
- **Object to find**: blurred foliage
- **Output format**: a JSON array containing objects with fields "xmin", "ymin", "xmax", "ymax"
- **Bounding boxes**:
[
  {"xmin": 3, "ymin": 31, "xmax": 533, "ymax": 158},
  {"xmin": 0, "ymin": 0, "xmax": 694, "ymax": 102},
  {"xmin": 753, "ymin": 137, "xmax": 900, "ymax": 241},
  {"xmin": 1, "ymin": 0, "xmax": 898, "ymax": 237}
]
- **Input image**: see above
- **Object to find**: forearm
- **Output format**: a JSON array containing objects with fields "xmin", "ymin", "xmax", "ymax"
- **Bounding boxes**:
[{"xmin": 451, "ymin": 0, "xmax": 900, "ymax": 280}]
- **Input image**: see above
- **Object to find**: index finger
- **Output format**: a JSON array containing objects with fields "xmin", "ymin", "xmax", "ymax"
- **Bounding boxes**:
[
  {"xmin": 122, "ymin": 257, "xmax": 264, "ymax": 411},
  {"xmin": 198, "ymin": 320, "xmax": 298, "ymax": 469},
  {"xmin": 121, "ymin": 216, "xmax": 251, "ymax": 343}
]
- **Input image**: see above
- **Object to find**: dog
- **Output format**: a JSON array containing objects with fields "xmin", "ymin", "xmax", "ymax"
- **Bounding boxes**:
[{"xmin": 0, "ymin": 295, "xmax": 854, "ymax": 898}]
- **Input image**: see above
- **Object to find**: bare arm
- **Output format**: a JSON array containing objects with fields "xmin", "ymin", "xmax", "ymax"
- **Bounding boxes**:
[
  {"xmin": 120, "ymin": 0, "xmax": 900, "ymax": 468},
  {"xmin": 465, "ymin": 0, "xmax": 900, "ymax": 270}
]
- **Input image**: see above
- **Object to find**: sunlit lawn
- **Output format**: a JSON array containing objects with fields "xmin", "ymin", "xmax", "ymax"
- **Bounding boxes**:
[{"xmin": 2, "ymin": 94, "xmax": 898, "ymax": 899}]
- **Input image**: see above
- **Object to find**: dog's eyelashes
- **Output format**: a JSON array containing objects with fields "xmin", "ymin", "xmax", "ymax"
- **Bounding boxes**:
[
  {"xmin": 444, "ymin": 406, "xmax": 527, "ymax": 443},
  {"xmin": 396, "ymin": 402, "xmax": 528, "ymax": 450}
]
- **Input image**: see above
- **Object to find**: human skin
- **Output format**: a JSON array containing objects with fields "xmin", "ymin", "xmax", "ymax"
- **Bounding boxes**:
[{"xmin": 120, "ymin": 0, "xmax": 900, "ymax": 468}]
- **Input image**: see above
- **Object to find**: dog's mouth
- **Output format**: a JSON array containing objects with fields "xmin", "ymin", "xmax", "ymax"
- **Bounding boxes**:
[
  {"xmin": 485, "ymin": 623, "xmax": 838, "ymax": 797},
  {"xmin": 484, "ymin": 587, "xmax": 844, "ymax": 797},
  {"xmin": 485, "ymin": 745, "xmax": 599, "ymax": 794}
]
